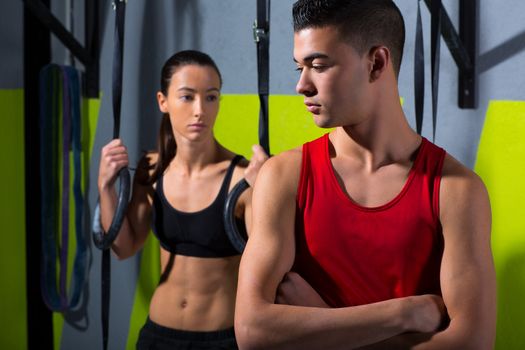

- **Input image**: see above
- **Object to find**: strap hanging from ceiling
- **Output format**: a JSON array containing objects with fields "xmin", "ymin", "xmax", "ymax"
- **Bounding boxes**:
[
  {"xmin": 414, "ymin": 0, "xmax": 424, "ymax": 135},
  {"xmin": 91, "ymin": 1, "xmax": 130, "ymax": 349},
  {"xmin": 224, "ymin": 0, "xmax": 271, "ymax": 254},
  {"xmin": 254, "ymin": 0, "xmax": 271, "ymax": 155},
  {"xmin": 430, "ymin": 0, "xmax": 442, "ymax": 141}
]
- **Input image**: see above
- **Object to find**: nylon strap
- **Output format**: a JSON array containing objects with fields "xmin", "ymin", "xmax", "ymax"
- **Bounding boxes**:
[
  {"xmin": 101, "ymin": 249, "xmax": 110, "ymax": 350},
  {"xmin": 254, "ymin": 0, "xmax": 270, "ymax": 154},
  {"xmin": 100, "ymin": 2, "xmax": 126, "ymax": 349},
  {"xmin": 222, "ymin": 0, "xmax": 272, "ymax": 255},
  {"xmin": 112, "ymin": 0, "xmax": 125, "ymax": 140},
  {"xmin": 431, "ymin": 0, "xmax": 442, "ymax": 141},
  {"xmin": 414, "ymin": 0, "xmax": 424, "ymax": 135}
]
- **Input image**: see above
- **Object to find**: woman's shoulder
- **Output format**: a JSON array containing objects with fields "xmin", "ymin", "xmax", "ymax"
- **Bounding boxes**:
[{"xmin": 216, "ymin": 146, "xmax": 247, "ymax": 169}]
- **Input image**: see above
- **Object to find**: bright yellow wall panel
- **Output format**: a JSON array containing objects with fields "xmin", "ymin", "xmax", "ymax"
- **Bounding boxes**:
[{"xmin": 475, "ymin": 101, "xmax": 525, "ymax": 349}]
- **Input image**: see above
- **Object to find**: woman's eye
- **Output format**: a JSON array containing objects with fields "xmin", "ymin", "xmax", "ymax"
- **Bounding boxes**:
[
  {"xmin": 312, "ymin": 65, "xmax": 327, "ymax": 72},
  {"xmin": 295, "ymin": 66, "xmax": 304, "ymax": 73},
  {"xmin": 180, "ymin": 95, "xmax": 193, "ymax": 101},
  {"xmin": 207, "ymin": 95, "xmax": 218, "ymax": 102}
]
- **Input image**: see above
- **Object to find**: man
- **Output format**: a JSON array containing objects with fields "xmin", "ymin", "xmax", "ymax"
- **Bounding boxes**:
[{"xmin": 235, "ymin": 0, "xmax": 496, "ymax": 349}]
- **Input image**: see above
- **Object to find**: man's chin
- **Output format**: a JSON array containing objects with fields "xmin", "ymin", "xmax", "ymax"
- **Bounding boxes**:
[{"xmin": 313, "ymin": 115, "xmax": 336, "ymax": 129}]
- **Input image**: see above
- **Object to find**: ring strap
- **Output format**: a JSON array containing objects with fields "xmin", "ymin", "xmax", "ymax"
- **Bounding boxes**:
[
  {"xmin": 414, "ymin": 0, "xmax": 424, "ymax": 135},
  {"xmin": 254, "ymin": 0, "xmax": 271, "ymax": 155},
  {"xmin": 431, "ymin": 0, "xmax": 442, "ymax": 141},
  {"xmin": 94, "ymin": 2, "xmax": 128, "ymax": 350}
]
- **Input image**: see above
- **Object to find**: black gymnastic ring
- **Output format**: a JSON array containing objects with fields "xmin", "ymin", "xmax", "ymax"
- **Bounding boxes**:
[
  {"xmin": 92, "ymin": 167, "xmax": 131, "ymax": 250},
  {"xmin": 224, "ymin": 178, "xmax": 250, "ymax": 254}
]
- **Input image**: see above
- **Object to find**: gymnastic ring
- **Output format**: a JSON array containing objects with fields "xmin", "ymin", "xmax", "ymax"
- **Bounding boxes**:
[
  {"xmin": 92, "ymin": 167, "xmax": 130, "ymax": 250},
  {"xmin": 224, "ymin": 178, "xmax": 250, "ymax": 253}
]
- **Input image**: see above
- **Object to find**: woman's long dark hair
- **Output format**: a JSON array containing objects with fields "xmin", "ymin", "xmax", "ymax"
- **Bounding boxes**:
[{"xmin": 140, "ymin": 50, "xmax": 222, "ymax": 185}]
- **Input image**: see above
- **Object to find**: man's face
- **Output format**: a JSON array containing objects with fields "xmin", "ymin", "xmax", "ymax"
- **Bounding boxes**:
[{"xmin": 293, "ymin": 26, "xmax": 371, "ymax": 128}]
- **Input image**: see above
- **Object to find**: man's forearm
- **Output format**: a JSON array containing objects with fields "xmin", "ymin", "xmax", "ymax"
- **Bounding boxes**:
[
  {"xmin": 357, "ymin": 332, "xmax": 436, "ymax": 350},
  {"xmin": 236, "ymin": 297, "xmax": 424, "ymax": 350},
  {"xmin": 357, "ymin": 318, "xmax": 494, "ymax": 350}
]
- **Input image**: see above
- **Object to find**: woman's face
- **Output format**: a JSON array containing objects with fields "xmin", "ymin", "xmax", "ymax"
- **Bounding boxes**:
[{"xmin": 157, "ymin": 64, "xmax": 221, "ymax": 143}]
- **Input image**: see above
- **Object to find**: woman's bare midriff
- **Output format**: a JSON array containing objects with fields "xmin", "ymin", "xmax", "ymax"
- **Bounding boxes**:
[{"xmin": 148, "ymin": 250, "xmax": 241, "ymax": 331}]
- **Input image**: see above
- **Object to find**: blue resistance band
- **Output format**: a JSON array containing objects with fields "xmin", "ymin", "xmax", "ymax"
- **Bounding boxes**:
[{"xmin": 39, "ymin": 64, "xmax": 87, "ymax": 312}]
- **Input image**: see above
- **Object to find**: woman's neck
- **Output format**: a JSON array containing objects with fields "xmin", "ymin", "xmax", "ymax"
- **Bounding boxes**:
[{"xmin": 171, "ymin": 136, "xmax": 222, "ymax": 175}]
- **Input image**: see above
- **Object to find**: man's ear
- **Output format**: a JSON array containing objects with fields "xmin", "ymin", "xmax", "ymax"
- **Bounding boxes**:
[
  {"xmin": 157, "ymin": 91, "xmax": 168, "ymax": 113},
  {"xmin": 368, "ymin": 46, "xmax": 390, "ymax": 82}
]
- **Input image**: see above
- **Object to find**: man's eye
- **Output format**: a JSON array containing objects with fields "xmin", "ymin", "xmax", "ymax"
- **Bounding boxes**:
[{"xmin": 312, "ymin": 65, "xmax": 327, "ymax": 72}]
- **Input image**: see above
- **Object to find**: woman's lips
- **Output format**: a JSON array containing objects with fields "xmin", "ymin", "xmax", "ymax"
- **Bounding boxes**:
[{"xmin": 188, "ymin": 123, "xmax": 206, "ymax": 130}]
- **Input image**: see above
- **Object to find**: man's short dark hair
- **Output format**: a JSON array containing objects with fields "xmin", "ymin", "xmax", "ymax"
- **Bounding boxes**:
[{"xmin": 293, "ymin": 0, "xmax": 405, "ymax": 78}]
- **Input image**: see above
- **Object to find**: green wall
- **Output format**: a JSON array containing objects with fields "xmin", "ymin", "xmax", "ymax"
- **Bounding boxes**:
[
  {"xmin": 0, "ymin": 88, "xmax": 101, "ymax": 349},
  {"xmin": 0, "ymin": 89, "xmax": 27, "ymax": 349},
  {"xmin": 475, "ymin": 101, "xmax": 525, "ymax": 349}
]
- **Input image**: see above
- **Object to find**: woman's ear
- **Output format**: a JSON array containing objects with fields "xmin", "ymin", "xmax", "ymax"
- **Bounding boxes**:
[
  {"xmin": 369, "ymin": 46, "xmax": 390, "ymax": 82},
  {"xmin": 157, "ymin": 91, "xmax": 168, "ymax": 113}
]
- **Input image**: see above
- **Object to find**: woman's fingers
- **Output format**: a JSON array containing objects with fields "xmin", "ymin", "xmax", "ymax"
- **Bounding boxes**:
[
  {"xmin": 98, "ymin": 139, "xmax": 129, "ymax": 190},
  {"xmin": 244, "ymin": 144, "xmax": 269, "ymax": 186}
]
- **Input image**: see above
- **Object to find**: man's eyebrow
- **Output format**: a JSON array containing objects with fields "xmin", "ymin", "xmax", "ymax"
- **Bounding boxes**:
[{"xmin": 293, "ymin": 52, "xmax": 330, "ymax": 63}]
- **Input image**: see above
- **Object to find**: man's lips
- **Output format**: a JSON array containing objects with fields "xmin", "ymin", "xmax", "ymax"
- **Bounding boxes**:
[{"xmin": 304, "ymin": 101, "xmax": 321, "ymax": 114}]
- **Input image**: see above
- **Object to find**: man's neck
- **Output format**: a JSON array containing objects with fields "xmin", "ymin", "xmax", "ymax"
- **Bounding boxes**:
[{"xmin": 330, "ymin": 106, "xmax": 420, "ymax": 171}]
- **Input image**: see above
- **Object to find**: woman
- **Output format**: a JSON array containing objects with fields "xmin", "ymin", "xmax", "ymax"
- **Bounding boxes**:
[{"xmin": 98, "ymin": 50, "xmax": 266, "ymax": 349}]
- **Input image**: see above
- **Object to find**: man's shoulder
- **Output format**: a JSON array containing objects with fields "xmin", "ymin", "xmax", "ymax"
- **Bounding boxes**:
[
  {"xmin": 441, "ymin": 153, "xmax": 485, "ymax": 188},
  {"xmin": 267, "ymin": 133, "xmax": 328, "ymax": 167},
  {"xmin": 257, "ymin": 146, "xmax": 303, "ymax": 193},
  {"xmin": 272, "ymin": 146, "xmax": 303, "ymax": 166},
  {"xmin": 440, "ymin": 153, "xmax": 490, "ymax": 217}
]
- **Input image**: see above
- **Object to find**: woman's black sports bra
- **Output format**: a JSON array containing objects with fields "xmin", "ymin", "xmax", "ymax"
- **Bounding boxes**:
[{"xmin": 151, "ymin": 155, "xmax": 245, "ymax": 257}]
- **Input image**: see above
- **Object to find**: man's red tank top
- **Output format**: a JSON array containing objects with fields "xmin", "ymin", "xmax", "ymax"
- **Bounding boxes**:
[{"xmin": 294, "ymin": 134, "xmax": 446, "ymax": 307}]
